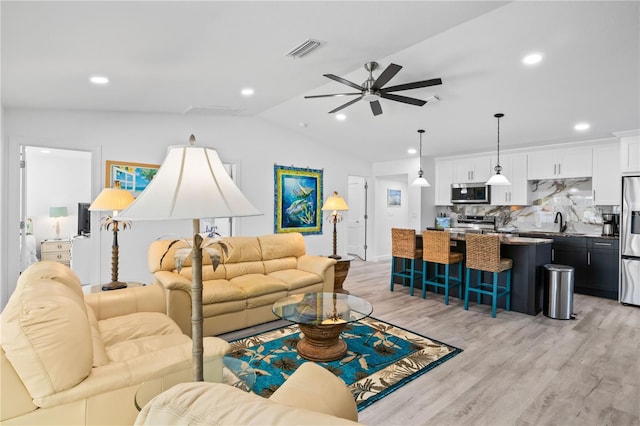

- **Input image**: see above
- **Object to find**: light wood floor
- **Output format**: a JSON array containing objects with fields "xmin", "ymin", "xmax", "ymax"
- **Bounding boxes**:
[{"xmin": 343, "ymin": 258, "xmax": 640, "ymax": 426}]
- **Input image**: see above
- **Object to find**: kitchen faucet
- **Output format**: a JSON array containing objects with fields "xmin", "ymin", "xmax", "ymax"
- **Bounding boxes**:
[{"xmin": 554, "ymin": 212, "xmax": 567, "ymax": 233}]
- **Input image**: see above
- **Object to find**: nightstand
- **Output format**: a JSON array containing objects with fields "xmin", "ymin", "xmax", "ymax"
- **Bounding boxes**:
[{"xmin": 41, "ymin": 239, "xmax": 71, "ymax": 267}]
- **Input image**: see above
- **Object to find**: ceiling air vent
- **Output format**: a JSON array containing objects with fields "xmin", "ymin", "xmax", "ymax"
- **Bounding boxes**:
[{"xmin": 284, "ymin": 39, "xmax": 324, "ymax": 59}]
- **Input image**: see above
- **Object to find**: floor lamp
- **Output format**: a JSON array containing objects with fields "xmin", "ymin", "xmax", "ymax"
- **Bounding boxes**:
[
  {"xmin": 118, "ymin": 135, "xmax": 260, "ymax": 381},
  {"xmin": 322, "ymin": 191, "xmax": 350, "ymax": 259},
  {"xmin": 89, "ymin": 183, "xmax": 135, "ymax": 290}
]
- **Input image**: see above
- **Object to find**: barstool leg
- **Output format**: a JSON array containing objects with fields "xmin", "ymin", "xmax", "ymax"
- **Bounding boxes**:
[
  {"xmin": 390, "ymin": 257, "xmax": 396, "ymax": 291},
  {"xmin": 422, "ymin": 261, "xmax": 428, "ymax": 299},
  {"xmin": 409, "ymin": 259, "xmax": 415, "ymax": 296},
  {"xmin": 444, "ymin": 263, "xmax": 450, "ymax": 305},
  {"xmin": 476, "ymin": 270, "xmax": 482, "ymax": 304},
  {"xmin": 464, "ymin": 268, "xmax": 471, "ymax": 310},
  {"xmin": 492, "ymin": 272, "xmax": 498, "ymax": 318},
  {"xmin": 506, "ymin": 269, "xmax": 512, "ymax": 311}
]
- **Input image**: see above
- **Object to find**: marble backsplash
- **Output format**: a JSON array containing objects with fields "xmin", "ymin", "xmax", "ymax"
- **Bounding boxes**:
[{"xmin": 438, "ymin": 178, "xmax": 619, "ymax": 236}]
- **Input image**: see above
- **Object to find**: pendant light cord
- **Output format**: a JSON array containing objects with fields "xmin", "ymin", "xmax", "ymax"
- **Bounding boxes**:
[
  {"xmin": 418, "ymin": 129, "xmax": 425, "ymax": 175},
  {"xmin": 494, "ymin": 113, "xmax": 504, "ymax": 173}
]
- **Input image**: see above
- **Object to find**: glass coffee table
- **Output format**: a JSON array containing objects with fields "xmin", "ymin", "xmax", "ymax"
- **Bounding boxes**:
[{"xmin": 272, "ymin": 292, "xmax": 373, "ymax": 362}]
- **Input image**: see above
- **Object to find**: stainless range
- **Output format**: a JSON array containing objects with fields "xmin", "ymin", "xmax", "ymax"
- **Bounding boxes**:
[{"xmin": 450, "ymin": 215, "xmax": 496, "ymax": 234}]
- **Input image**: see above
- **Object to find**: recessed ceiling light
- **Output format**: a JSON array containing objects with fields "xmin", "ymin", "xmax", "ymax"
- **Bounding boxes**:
[
  {"xmin": 336, "ymin": 114, "xmax": 346, "ymax": 121},
  {"xmin": 408, "ymin": 148, "xmax": 417, "ymax": 155},
  {"xmin": 574, "ymin": 122, "xmax": 590, "ymax": 131},
  {"xmin": 522, "ymin": 53, "xmax": 543, "ymax": 65},
  {"xmin": 40, "ymin": 149, "xmax": 51, "ymax": 154},
  {"xmin": 89, "ymin": 75, "xmax": 109, "ymax": 85},
  {"xmin": 241, "ymin": 88, "xmax": 254, "ymax": 96}
]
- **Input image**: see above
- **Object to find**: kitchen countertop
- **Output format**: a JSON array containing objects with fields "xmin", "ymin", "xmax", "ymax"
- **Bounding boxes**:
[
  {"xmin": 449, "ymin": 233, "xmax": 552, "ymax": 245},
  {"xmin": 516, "ymin": 231, "xmax": 619, "ymax": 240}
]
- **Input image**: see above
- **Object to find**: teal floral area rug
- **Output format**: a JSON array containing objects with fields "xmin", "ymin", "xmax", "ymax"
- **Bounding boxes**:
[{"xmin": 225, "ymin": 317, "xmax": 462, "ymax": 410}]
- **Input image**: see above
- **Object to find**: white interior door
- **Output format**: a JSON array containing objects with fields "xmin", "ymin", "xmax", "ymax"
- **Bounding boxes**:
[{"xmin": 347, "ymin": 176, "xmax": 367, "ymax": 260}]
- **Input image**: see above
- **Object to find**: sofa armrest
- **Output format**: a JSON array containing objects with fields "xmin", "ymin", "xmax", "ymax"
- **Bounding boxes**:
[
  {"xmin": 269, "ymin": 362, "xmax": 358, "ymax": 422},
  {"xmin": 297, "ymin": 255, "xmax": 336, "ymax": 279},
  {"xmin": 153, "ymin": 271, "xmax": 192, "ymax": 293},
  {"xmin": 33, "ymin": 337, "xmax": 230, "ymax": 408},
  {"xmin": 84, "ymin": 283, "xmax": 166, "ymax": 321}
]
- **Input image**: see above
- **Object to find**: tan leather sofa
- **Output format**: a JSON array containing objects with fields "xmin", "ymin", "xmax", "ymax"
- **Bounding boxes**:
[
  {"xmin": 135, "ymin": 362, "xmax": 361, "ymax": 425},
  {"xmin": 148, "ymin": 232, "xmax": 336, "ymax": 336},
  {"xmin": 0, "ymin": 261, "xmax": 230, "ymax": 425}
]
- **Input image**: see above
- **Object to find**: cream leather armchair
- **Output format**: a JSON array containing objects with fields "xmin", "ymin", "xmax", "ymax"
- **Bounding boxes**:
[{"xmin": 0, "ymin": 261, "xmax": 230, "ymax": 425}]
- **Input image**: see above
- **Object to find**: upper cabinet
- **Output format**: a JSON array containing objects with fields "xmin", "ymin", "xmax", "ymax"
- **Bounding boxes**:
[
  {"xmin": 621, "ymin": 135, "xmax": 640, "ymax": 173},
  {"xmin": 593, "ymin": 144, "xmax": 621, "ymax": 205},
  {"xmin": 434, "ymin": 159, "xmax": 454, "ymax": 206},
  {"xmin": 527, "ymin": 146, "xmax": 593, "ymax": 180},
  {"xmin": 490, "ymin": 153, "xmax": 528, "ymax": 205},
  {"xmin": 453, "ymin": 155, "xmax": 492, "ymax": 183}
]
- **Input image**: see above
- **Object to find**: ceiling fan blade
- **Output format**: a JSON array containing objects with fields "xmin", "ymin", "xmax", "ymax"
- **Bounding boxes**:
[
  {"xmin": 329, "ymin": 95, "xmax": 363, "ymax": 114},
  {"xmin": 304, "ymin": 92, "xmax": 362, "ymax": 99},
  {"xmin": 371, "ymin": 63, "xmax": 402, "ymax": 90},
  {"xmin": 380, "ymin": 92, "xmax": 426, "ymax": 106},
  {"xmin": 370, "ymin": 100, "xmax": 383, "ymax": 116},
  {"xmin": 381, "ymin": 78, "xmax": 443, "ymax": 93},
  {"xmin": 324, "ymin": 74, "xmax": 364, "ymax": 91}
]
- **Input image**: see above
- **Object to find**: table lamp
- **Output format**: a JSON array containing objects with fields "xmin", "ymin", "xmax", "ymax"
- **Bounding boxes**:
[
  {"xmin": 89, "ymin": 182, "xmax": 135, "ymax": 290},
  {"xmin": 118, "ymin": 135, "xmax": 261, "ymax": 381},
  {"xmin": 49, "ymin": 206, "xmax": 68, "ymax": 239},
  {"xmin": 322, "ymin": 191, "xmax": 350, "ymax": 259}
]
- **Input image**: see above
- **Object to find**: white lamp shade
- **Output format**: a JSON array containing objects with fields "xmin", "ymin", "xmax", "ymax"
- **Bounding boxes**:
[
  {"xmin": 486, "ymin": 173, "xmax": 511, "ymax": 186},
  {"xmin": 89, "ymin": 188, "xmax": 135, "ymax": 212},
  {"xmin": 118, "ymin": 144, "xmax": 261, "ymax": 220},
  {"xmin": 411, "ymin": 176, "xmax": 431, "ymax": 187},
  {"xmin": 322, "ymin": 192, "xmax": 349, "ymax": 211}
]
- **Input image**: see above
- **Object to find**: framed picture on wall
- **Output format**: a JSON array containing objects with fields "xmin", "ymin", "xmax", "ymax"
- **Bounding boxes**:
[
  {"xmin": 274, "ymin": 165, "xmax": 323, "ymax": 235},
  {"xmin": 387, "ymin": 189, "xmax": 401, "ymax": 207},
  {"xmin": 105, "ymin": 160, "xmax": 160, "ymax": 196}
]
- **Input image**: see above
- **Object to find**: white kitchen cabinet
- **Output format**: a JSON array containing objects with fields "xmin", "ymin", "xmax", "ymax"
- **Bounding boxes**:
[
  {"xmin": 527, "ymin": 146, "xmax": 592, "ymax": 180},
  {"xmin": 621, "ymin": 135, "xmax": 640, "ymax": 173},
  {"xmin": 453, "ymin": 155, "xmax": 492, "ymax": 183},
  {"xmin": 490, "ymin": 153, "xmax": 528, "ymax": 205},
  {"xmin": 592, "ymin": 144, "xmax": 621, "ymax": 205},
  {"xmin": 434, "ymin": 159, "xmax": 454, "ymax": 205}
]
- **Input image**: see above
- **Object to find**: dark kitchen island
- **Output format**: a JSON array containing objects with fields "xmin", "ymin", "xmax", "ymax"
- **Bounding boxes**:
[{"xmin": 395, "ymin": 232, "xmax": 552, "ymax": 316}]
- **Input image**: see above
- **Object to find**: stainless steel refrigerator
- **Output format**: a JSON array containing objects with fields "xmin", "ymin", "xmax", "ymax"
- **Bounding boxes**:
[{"xmin": 620, "ymin": 175, "xmax": 640, "ymax": 305}]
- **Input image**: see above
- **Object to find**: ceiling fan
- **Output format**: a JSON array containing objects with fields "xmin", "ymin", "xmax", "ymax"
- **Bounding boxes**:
[{"xmin": 305, "ymin": 61, "xmax": 442, "ymax": 116}]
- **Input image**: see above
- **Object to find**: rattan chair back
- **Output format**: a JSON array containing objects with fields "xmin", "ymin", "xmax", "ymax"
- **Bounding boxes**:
[
  {"xmin": 465, "ymin": 233, "xmax": 502, "ymax": 272},
  {"xmin": 391, "ymin": 228, "xmax": 420, "ymax": 259},
  {"xmin": 422, "ymin": 230, "xmax": 451, "ymax": 264}
]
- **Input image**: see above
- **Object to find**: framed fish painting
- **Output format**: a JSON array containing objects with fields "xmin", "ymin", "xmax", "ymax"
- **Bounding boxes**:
[{"xmin": 274, "ymin": 165, "xmax": 323, "ymax": 235}]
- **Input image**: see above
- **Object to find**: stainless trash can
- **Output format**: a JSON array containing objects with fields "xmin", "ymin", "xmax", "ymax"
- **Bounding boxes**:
[{"xmin": 543, "ymin": 264, "xmax": 575, "ymax": 320}]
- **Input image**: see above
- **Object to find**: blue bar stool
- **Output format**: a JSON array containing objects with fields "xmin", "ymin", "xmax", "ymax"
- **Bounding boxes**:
[
  {"xmin": 390, "ymin": 228, "xmax": 423, "ymax": 296},
  {"xmin": 421, "ymin": 230, "xmax": 463, "ymax": 304},
  {"xmin": 464, "ymin": 233, "xmax": 512, "ymax": 318}
]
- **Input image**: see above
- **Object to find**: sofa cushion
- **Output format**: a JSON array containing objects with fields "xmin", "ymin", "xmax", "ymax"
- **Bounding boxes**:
[
  {"xmin": 263, "ymin": 257, "xmax": 298, "ymax": 274},
  {"xmin": 203, "ymin": 279, "xmax": 247, "ymax": 304},
  {"xmin": 268, "ymin": 269, "xmax": 323, "ymax": 291},
  {"xmin": 259, "ymin": 233, "xmax": 306, "ymax": 260},
  {"xmin": 99, "ymin": 312, "xmax": 182, "ymax": 348},
  {"xmin": 223, "ymin": 236, "xmax": 263, "ymax": 263},
  {"xmin": 106, "ymin": 333, "xmax": 192, "ymax": 363},
  {"xmin": 229, "ymin": 274, "xmax": 287, "ymax": 298},
  {"xmin": 1, "ymin": 278, "xmax": 93, "ymax": 399}
]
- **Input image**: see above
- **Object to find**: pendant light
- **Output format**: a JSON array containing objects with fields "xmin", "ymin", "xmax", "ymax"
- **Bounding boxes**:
[
  {"xmin": 486, "ymin": 113, "xmax": 511, "ymax": 185},
  {"xmin": 411, "ymin": 129, "xmax": 430, "ymax": 187}
]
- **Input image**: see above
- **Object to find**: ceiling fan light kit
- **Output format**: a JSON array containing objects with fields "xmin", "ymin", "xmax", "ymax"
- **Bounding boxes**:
[
  {"xmin": 412, "ymin": 129, "xmax": 430, "ymax": 187},
  {"xmin": 486, "ymin": 113, "xmax": 511, "ymax": 186},
  {"xmin": 305, "ymin": 61, "xmax": 442, "ymax": 116}
]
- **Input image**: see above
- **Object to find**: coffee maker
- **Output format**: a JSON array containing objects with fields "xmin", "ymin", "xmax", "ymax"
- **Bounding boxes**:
[{"xmin": 602, "ymin": 213, "xmax": 620, "ymax": 237}]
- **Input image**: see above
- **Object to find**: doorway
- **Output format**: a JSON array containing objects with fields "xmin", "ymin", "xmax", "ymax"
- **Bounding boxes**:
[
  {"xmin": 347, "ymin": 175, "xmax": 368, "ymax": 260},
  {"xmin": 19, "ymin": 145, "xmax": 92, "ymax": 276}
]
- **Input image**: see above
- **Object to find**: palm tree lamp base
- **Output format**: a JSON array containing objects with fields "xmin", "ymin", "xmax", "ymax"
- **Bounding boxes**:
[{"xmin": 101, "ymin": 281, "xmax": 128, "ymax": 291}]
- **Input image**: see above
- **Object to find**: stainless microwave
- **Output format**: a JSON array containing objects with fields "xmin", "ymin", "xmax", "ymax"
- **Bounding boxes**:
[{"xmin": 451, "ymin": 183, "xmax": 491, "ymax": 204}]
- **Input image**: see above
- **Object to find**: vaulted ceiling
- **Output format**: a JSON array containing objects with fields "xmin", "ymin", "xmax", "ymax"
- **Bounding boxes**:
[{"xmin": 2, "ymin": 1, "xmax": 639, "ymax": 162}]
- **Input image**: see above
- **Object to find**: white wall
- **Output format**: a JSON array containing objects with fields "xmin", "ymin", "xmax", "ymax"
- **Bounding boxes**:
[{"xmin": 2, "ymin": 109, "xmax": 372, "ymax": 305}]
